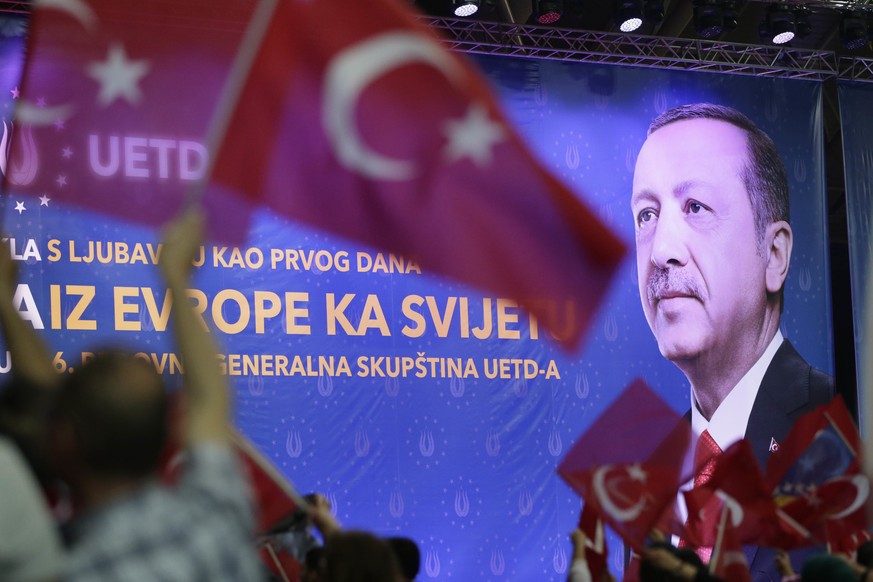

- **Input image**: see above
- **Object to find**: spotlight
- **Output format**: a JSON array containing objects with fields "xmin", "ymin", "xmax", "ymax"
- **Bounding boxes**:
[
  {"xmin": 617, "ymin": 0, "xmax": 643, "ymax": 32},
  {"xmin": 761, "ymin": 4, "xmax": 796, "ymax": 45},
  {"xmin": 693, "ymin": 0, "xmax": 724, "ymax": 38},
  {"xmin": 452, "ymin": 0, "xmax": 479, "ymax": 16},
  {"xmin": 534, "ymin": 0, "xmax": 563, "ymax": 24},
  {"xmin": 841, "ymin": 12, "xmax": 869, "ymax": 51}
]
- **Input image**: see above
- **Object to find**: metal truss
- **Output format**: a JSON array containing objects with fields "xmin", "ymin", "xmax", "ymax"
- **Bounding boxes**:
[
  {"xmin": 839, "ymin": 56, "xmax": 873, "ymax": 81},
  {"xmin": 0, "ymin": 1, "xmax": 31, "ymax": 14},
  {"xmin": 426, "ymin": 17, "xmax": 873, "ymax": 83},
  {"xmin": 1, "ymin": 2, "xmax": 871, "ymax": 82}
]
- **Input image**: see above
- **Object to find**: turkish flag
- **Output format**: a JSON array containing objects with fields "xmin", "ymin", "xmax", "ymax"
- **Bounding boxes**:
[
  {"xmin": 259, "ymin": 542, "xmax": 302, "ymax": 582},
  {"xmin": 579, "ymin": 502, "xmax": 609, "ymax": 580},
  {"xmin": 774, "ymin": 474, "xmax": 871, "ymax": 549},
  {"xmin": 207, "ymin": 0, "xmax": 625, "ymax": 349},
  {"xmin": 827, "ymin": 527, "xmax": 872, "ymax": 556},
  {"xmin": 765, "ymin": 396, "xmax": 868, "ymax": 547},
  {"xmin": 558, "ymin": 379, "xmax": 690, "ymax": 550},
  {"xmin": 231, "ymin": 428, "xmax": 303, "ymax": 535},
  {"xmin": 7, "ymin": 0, "xmax": 253, "ymax": 224},
  {"xmin": 682, "ymin": 439, "xmax": 779, "ymax": 548},
  {"xmin": 160, "ymin": 395, "xmax": 302, "ymax": 535},
  {"xmin": 767, "ymin": 396, "xmax": 861, "ymax": 492},
  {"xmin": 709, "ymin": 517, "xmax": 752, "ymax": 582}
]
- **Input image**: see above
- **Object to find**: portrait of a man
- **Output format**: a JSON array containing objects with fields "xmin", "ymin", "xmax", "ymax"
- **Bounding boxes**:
[{"xmin": 630, "ymin": 103, "xmax": 835, "ymax": 577}]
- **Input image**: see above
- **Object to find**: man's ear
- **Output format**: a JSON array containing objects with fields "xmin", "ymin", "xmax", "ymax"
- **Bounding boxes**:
[{"xmin": 765, "ymin": 220, "xmax": 792, "ymax": 294}]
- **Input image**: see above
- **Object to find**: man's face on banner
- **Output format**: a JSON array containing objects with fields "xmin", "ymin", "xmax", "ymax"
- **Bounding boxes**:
[{"xmin": 631, "ymin": 118, "xmax": 769, "ymax": 365}]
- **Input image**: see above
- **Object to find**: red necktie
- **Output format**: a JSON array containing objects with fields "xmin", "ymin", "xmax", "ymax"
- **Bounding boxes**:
[
  {"xmin": 680, "ymin": 429, "xmax": 723, "ymax": 563},
  {"xmin": 693, "ymin": 429, "xmax": 722, "ymax": 488}
]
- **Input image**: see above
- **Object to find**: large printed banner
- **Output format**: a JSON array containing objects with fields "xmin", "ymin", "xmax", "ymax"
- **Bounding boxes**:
[
  {"xmin": 838, "ymin": 81, "xmax": 873, "ymax": 434},
  {"xmin": 0, "ymin": 13, "xmax": 832, "ymax": 580}
]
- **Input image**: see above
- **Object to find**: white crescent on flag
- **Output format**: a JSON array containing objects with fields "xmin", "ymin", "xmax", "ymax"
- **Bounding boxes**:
[
  {"xmin": 827, "ymin": 474, "xmax": 869, "ymax": 520},
  {"xmin": 592, "ymin": 465, "xmax": 647, "ymax": 523},
  {"xmin": 36, "ymin": 0, "xmax": 96, "ymax": 30},
  {"xmin": 323, "ymin": 31, "xmax": 462, "ymax": 181},
  {"xmin": 17, "ymin": 0, "xmax": 98, "ymax": 125}
]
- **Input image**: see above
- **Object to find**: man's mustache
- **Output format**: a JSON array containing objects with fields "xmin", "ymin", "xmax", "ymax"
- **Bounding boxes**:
[{"xmin": 646, "ymin": 268, "xmax": 704, "ymax": 303}]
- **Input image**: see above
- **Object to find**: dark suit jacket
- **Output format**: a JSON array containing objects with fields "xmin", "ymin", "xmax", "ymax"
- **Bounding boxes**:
[{"xmin": 741, "ymin": 340, "xmax": 835, "ymax": 581}]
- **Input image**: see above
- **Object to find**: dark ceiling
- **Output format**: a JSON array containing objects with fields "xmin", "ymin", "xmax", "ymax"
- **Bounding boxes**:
[{"xmin": 413, "ymin": 0, "xmax": 873, "ymax": 56}]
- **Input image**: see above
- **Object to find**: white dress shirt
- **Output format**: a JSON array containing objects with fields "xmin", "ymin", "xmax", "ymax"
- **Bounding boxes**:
[
  {"xmin": 691, "ymin": 330, "xmax": 785, "ymax": 452},
  {"xmin": 675, "ymin": 331, "xmax": 784, "ymax": 524}
]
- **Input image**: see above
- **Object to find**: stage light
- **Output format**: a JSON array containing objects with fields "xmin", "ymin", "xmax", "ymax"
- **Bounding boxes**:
[
  {"xmin": 841, "ymin": 12, "xmax": 869, "ymax": 51},
  {"xmin": 617, "ymin": 0, "xmax": 643, "ymax": 32},
  {"xmin": 534, "ymin": 0, "xmax": 563, "ymax": 24},
  {"xmin": 452, "ymin": 0, "xmax": 479, "ymax": 17},
  {"xmin": 693, "ymin": 0, "xmax": 724, "ymax": 39},
  {"xmin": 761, "ymin": 4, "xmax": 796, "ymax": 45}
]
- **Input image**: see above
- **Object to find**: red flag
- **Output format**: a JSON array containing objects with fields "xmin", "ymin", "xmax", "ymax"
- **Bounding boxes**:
[
  {"xmin": 765, "ymin": 396, "xmax": 868, "ymax": 546},
  {"xmin": 709, "ymin": 510, "xmax": 752, "ymax": 582},
  {"xmin": 776, "ymin": 474, "xmax": 871, "ymax": 548},
  {"xmin": 767, "ymin": 396, "xmax": 861, "ymax": 490},
  {"xmin": 682, "ymin": 439, "xmax": 779, "ymax": 548},
  {"xmin": 259, "ymin": 542, "xmax": 301, "ymax": 582},
  {"xmin": 827, "ymin": 527, "xmax": 873, "ymax": 556},
  {"xmin": 160, "ymin": 395, "xmax": 303, "ymax": 535},
  {"xmin": 208, "ymin": 0, "xmax": 625, "ymax": 349},
  {"xmin": 621, "ymin": 553, "xmax": 641, "ymax": 582},
  {"xmin": 162, "ymin": 431, "xmax": 302, "ymax": 535},
  {"xmin": 558, "ymin": 379, "xmax": 690, "ymax": 550},
  {"xmin": 231, "ymin": 428, "xmax": 303, "ymax": 535},
  {"xmin": 579, "ymin": 503, "xmax": 609, "ymax": 581},
  {"xmin": 8, "ymin": 0, "xmax": 253, "ymax": 224}
]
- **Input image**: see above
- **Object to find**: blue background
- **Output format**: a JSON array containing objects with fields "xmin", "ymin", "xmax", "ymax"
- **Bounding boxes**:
[{"xmin": 0, "ymin": 17, "xmax": 833, "ymax": 580}]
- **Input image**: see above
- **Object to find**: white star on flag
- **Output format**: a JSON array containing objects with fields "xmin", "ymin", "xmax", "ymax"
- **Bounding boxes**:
[
  {"xmin": 14, "ymin": 201, "xmax": 25, "ymax": 214},
  {"xmin": 56, "ymin": 175, "xmax": 67, "ymax": 187},
  {"xmin": 627, "ymin": 463, "xmax": 647, "ymax": 482},
  {"xmin": 39, "ymin": 195, "xmax": 51, "ymax": 206},
  {"xmin": 62, "ymin": 147, "xmax": 73, "ymax": 159},
  {"xmin": 442, "ymin": 104, "xmax": 505, "ymax": 167},
  {"xmin": 87, "ymin": 43, "xmax": 150, "ymax": 107},
  {"xmin": 804, "ymin": 484, "xmax": 822, "ymax": 508}
]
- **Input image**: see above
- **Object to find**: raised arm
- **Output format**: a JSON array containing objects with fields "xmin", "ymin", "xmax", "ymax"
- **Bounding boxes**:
[
  {"xmin": 0, "ymin": 242, "xmax": 58, "ymax": 388},
  {"xmin": 158, "ymin": 207, "xmax": 229, "ymax": 445}
]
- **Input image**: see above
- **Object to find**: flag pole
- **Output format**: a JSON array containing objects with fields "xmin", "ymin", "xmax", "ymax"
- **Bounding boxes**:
[
  {"xmin": 709, "ymin": 504, "xmax": 729, "ymax": 572},
  {"xmin": 824, "ymin": 409, "xmax": 857, "ymax": 457},
  {"xmin": 187, "ymin": 0, "xmax": 279, "ymax": 206},
  {"xmin": 775, "ymin": 508, "xmax": 814, "ymax": 542},
  {"xmin": 229, "ymin": 425, "xmax": 310, "ymax": 511},
  {"xmin": 263, "ymin": 542, "xmax": 292, "ymax": 582}
]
